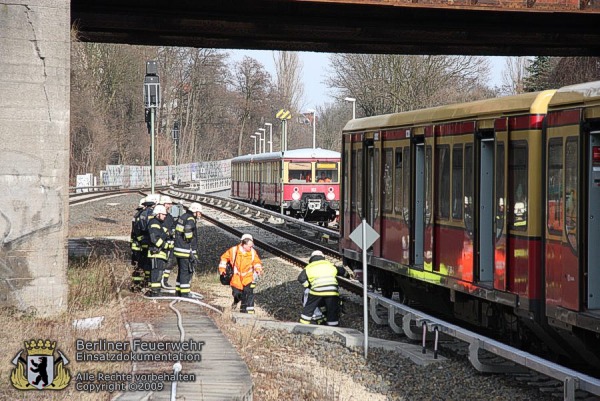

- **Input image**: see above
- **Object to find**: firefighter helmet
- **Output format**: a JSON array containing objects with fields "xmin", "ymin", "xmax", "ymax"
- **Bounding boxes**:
[
  {"xmin": 153, "ymin": 205, "xmax": 167, "ymax": 215},
  {"xmin": 159, "ymin": 195, "xmax": 173, "ymax": 204},
  {"xmin": 188, "ymin": 202, "xmax": 202, "ymax": 213}
]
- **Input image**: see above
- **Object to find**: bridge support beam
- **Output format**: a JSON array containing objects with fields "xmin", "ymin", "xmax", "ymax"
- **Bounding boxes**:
[{"xmin": 0, "ymin": 0, "xmax": 70, "ymax": 316}]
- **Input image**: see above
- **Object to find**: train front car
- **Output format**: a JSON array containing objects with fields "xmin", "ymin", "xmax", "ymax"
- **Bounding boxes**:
[
  {"xmin": 544, "ymin": 81, "xmax": 600, "ymax": 366},
  {"xmin": 340, "ymin": 91, "xmax": 593, "ymax": 362},
  {"xmin": 282, "ymin": 148, "xmax": 341, "ymax": 224}
]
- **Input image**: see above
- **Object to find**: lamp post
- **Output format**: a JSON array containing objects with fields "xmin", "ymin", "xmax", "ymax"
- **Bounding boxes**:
[
  {"xmin": 143, "ymin": 60, "xmax": 160, "ymax": 193},
  {"xmin": 344, "ymin": 97, "xmax": 356, "ymax": 119},
  {"xmin": 264, "ymin": 122, "xmax": 273, "ymax": 152},
  {"xmin": 258, "ymin": 128, "xmax": 266, "ymax": 153},
  {"xmin": 255, "ymin": 131, "xmax": 264, "ymax": 153},
  {"xmin": 250, "ymin": 135, "xmax": 257, "ymax": 154},
  {"xmin": 306, "ymin": 109, "xmax": 316, "ymax": 149},
  {"xmin": 172, "ymin": 120, "xmax": 180, "ymax": 183}
]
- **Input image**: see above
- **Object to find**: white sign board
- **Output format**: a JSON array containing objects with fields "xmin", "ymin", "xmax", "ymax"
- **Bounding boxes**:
[{"xmin": 349, "ymin": 222, "xmax": 379, "ymax": 250}]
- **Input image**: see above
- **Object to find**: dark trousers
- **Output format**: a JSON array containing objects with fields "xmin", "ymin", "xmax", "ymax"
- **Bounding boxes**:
[
  {"xmin": 139, "ymin": 252, "xmax": 151, "ymax": 283},
  {"xmin": 150, "ymin": 258, "xmax": 166, "ymax": 293},
  {"xmin": 176, "ymin": 258, "xmax": 193, "ymax": 297},
  {"xmin": 232, "ymin": 285, "xmax": 255, "ymax": 313},
  {"xmin": 301, "ymin": 294, "xmax": 341, "ymax": 326}
]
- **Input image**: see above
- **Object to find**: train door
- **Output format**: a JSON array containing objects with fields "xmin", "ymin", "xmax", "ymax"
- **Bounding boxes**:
[
  {"xmin": 363, "ymin": 132, "xmax": 381, "ymax": 253},
  {"xmin": 587, "ymin": 132, "xmax": 600, "ymax": 309},
  {"xmin": 494, "ymin": 127, "xmax": 508, "ymax": 291},
  {"xmin": 414, "ymin": 140, "xmax": 425, "ymax": 266},
  {"xmin": 478, "ymin": 134, "xmax": 495, "ymax": 283}
]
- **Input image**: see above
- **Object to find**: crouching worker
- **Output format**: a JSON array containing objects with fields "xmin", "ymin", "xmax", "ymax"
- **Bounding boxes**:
[
  {"xmin": 298, "ymin": 250, "xmax": 350, "ymax": 326},
  {"xmin": 219, "ymin": 234, "xmax": 263, "ymax": 314}
]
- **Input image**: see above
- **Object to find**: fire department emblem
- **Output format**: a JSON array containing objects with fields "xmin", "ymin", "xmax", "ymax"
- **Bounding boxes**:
[{"xmin": 10, "ymin": 339, "xmax": 71, "ymax": 390}]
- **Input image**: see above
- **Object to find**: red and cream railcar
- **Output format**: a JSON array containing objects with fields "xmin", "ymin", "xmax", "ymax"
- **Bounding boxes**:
[
  {"xmin": 341, "ymin": 83, "xmax": 600, "ymax": 365},
  {"xmin": 231, "ymin": 148, "xmax": 341, "ymax": 223}
]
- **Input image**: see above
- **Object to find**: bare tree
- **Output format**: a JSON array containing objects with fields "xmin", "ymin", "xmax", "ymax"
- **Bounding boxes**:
[
  {"xmin": 549, "ymin": 57, "xmax": 600, "ymax": 87},
  {"xmin": 274, "ymin": 51, "xmax": 305, "ymax": 111},
  {"xmin": 501, "ymin": 57, "xmax": 531, "ymax": 95},
  {"xmin": 327, "ymin": 54, "xmax": 491, "ymax": 116},
  {"xmin": 230, "ymin": 57, "xmax": 272, "ymax": 156}
]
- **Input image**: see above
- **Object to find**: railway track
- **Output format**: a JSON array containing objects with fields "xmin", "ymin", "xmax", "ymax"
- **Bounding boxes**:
[{"xmin": 70, "ymin": 187, "xmax": 600, "ymax": 400}]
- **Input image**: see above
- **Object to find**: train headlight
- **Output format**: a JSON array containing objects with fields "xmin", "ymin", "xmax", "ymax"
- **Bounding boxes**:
[
  {"xmin": 326, "ymin": 191, "xmax": 335, "ymax": 200},
  {"xmin": 292, "ymin": 191, "xmax": 301, "ymax": 200}
]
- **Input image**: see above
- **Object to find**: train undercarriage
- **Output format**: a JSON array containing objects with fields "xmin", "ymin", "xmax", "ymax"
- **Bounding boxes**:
[{"xmin": 345, "ymin": 258, "xmax": 600, "ymax": 372}]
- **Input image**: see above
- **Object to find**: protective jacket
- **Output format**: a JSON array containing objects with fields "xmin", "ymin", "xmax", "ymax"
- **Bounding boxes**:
[
  {"xmin": 130, "ymin": 208, "xmax": 143, "ymax": 252},
  {"xmin": 163, "ymin": 213, "xmax": 176, "ymax": 251},
  {"xmin": 148, "ymin": 219, "xmax": 169, "ymax": 260},
  {"xmin": 136, "ymin": 207, "xmax": 154, "ymax": 249},
  {"xmin": 219, "ymin": 245, "xmax": 262, "ymax": 290},
  {"xmin": 298, "ymin": 257, "xmax": 346, "ymax": 296},
  {"xmin": 173, "ymin": 211, "xmax": 198, "ymax": 258}
]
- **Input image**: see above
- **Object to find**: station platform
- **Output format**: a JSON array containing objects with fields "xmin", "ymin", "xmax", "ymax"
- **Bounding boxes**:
[{"xmin": 112, "ymin": 301, "xmax": 253, "ymax": 401}]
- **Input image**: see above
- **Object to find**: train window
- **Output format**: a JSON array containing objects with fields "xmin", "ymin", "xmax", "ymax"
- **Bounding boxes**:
[
  {"xmin": 436, "ymin": 145, "xmax": 450, "ymax": 220},
  {"xmin": 357, "ymin": 149, "xmax": 363, "ymax": 217},
  {"xmin": 452, "ymin": 145, "xmax": 463, "ymax": 220},
  {"xmin": 547, "ymin": 138, "xmax": 563, "ymax": 235},
  {"xmin": 394, "ymin": 148, "xmax": 403, "ymax": 215},
  {"xmin": 403, "ymin": 147, "xmax": 411, "ymax": 226},
  {"xmin": 464, "ymin": 144, "xmax": 474, "ymax": 235},
  {"xmin": 383, "ymin": 148, "xmax": 393, "ymax": 213},
  {"xmin": 288, "ymin": 162, "xmax": 312, "ymax": 183},
  {"xmin": 565, "ymin": 137, "xmax": 578, "ymax": 251},
  {"xmin": 509, "ymin": 141, "xmax": 528, "ymax": 231},
  {"xmin": 316, "ymin": 162, "xmax": 337, "ymax": 183}
]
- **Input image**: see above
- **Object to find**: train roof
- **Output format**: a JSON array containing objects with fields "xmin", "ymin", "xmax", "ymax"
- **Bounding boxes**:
[
  {"xmin": 548, "ymin": 80, "xmax": 600, "ymax": 108},
  {"xmin": 342, "ymin": 90, "xmax": 556, "ymax": 133},
  {"xmin": 231, "ymin": 148, "xmax": 340, "ymax": 163}
]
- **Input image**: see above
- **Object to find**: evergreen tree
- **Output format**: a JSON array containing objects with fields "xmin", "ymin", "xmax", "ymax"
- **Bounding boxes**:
[{"xmin": 523, "ymin": 56, "xmax": 554, "ymax": 92}]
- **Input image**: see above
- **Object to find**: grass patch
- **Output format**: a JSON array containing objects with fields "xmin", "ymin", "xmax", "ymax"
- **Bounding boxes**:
[{"xmin": 0, "ymin": 255, "xmax": 131, "ymax": 401}]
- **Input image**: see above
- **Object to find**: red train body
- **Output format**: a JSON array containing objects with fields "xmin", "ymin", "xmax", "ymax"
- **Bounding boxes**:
[
  {"xmin": 341, "ymin": 82, "xmax": 600, "ymax": 366},
  {"xmin": 231, "ymin": 148, "xmax": 341, "ymax": 223}
]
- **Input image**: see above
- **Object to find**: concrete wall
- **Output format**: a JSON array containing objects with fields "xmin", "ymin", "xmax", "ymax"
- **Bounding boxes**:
[{"xmin": 0, "ymin": 0, "xmax": 70, "ymax": 316}]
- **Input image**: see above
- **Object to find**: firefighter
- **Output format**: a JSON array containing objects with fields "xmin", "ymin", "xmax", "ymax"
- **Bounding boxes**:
[
  {"xmin": 298, "ymin": 250, "xmax": 350, "ymax": 326},
  {"xmin": 130, "ymin": 197, "xmax": 146, "ymax": 292},
  {"xmin": 159, "ymin": 195, "xmax": 176, "ymax": 287},
  {"xmin": 173, "ymin": 202, "xmax": 202, "ymax": 297},
  {"xmin": 219, "ymin": 234, "xmax": 263, "ymax": 314},
  {"xmin": 147, "ymin": 204, "xmax": 170, "ymax": 297},
  {"xmin": 136, "ymin": 193, "xmax": 160, "ymax": 288}
]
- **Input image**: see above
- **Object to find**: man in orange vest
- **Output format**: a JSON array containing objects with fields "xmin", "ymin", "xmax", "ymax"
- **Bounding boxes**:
[{"xmin": 219, "ymin": 234, "xmax": 263, "ymax": 314}]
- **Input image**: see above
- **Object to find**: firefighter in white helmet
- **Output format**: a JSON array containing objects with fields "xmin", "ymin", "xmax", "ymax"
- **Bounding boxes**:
[
  {"xmin": 298, "ymin": 250, "xmax": 350, "ymax": 326},
  {"xmin": 147, "ymin": 204, "xmax": 170, "ymax": 297},
  {"xmin": 173, "ymin": 202, "xmax": 202, "ymax": 297},
  {"xmin": 219, "ymin": 234, "xmax": 263, "ymax": 313}
]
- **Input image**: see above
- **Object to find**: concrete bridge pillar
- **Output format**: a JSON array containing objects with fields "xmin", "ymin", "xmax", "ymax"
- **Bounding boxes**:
[{"xmin": 0, "ymin": 1, "xmax": 70, "ymax": 315}]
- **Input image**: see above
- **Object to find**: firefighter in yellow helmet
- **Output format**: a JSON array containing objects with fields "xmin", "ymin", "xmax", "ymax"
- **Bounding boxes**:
[
  {"xmin": 298, "ymin": 250, "xmax": 350, "ymax": 326},
  {"xmin": 219, "ymin": 234, "xmax": 263, "ymax": 314}
]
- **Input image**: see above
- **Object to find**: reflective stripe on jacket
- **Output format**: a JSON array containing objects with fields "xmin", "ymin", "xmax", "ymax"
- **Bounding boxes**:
[
  {"xmin": 147, "ymin": 221, "xmax": 169, "ymax": 260},
  {"xmin": 219, "ymin": 245, "xmax": 262, "ymax": 290},
  {"xmin": 298, "ymin": 259, "xmax": 340, "ymax": 296},
  {"xmin": 174, "ymin": 212, "xmax": 197, "ymax": 258}
]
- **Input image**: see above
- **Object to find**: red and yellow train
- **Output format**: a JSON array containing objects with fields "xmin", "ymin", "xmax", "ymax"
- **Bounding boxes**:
[
  {"xmin": 341, "ymin": 81, "xmax": 600, "ymax": 366},
  {"xmin": 231, "ymin": 148, "xmax": 341, "ymax": 224}
]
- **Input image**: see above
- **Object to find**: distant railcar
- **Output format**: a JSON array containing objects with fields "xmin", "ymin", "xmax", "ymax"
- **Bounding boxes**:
[
  {"xmin": 231, "ymin": 148, "xmax": 341, "ymax": 224},
  {"xmin": 341, "ymin": 81, "xmax": 600, "ymax": 367}
]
